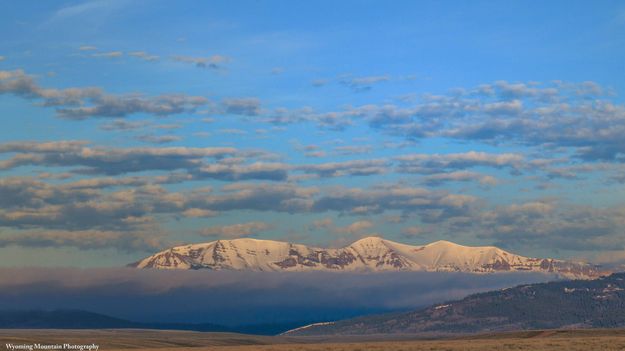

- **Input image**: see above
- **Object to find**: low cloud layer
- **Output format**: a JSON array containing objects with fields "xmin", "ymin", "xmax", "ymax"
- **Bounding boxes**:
[{"xmin": 0, "ymin": 268, "xmax": 557, "ymax": 325}]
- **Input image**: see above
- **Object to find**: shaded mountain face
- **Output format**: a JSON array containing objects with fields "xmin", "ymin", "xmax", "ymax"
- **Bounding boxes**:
[
  {"xmin": 285, "ymin": 273, "xmax": 625, "ymax": 336},
  {"xmin": 130, "ymin": 237, "xmax": 605, "ymax": 279}
]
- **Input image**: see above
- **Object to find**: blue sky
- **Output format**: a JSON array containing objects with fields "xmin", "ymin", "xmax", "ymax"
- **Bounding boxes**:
[{"xmin": 1, "ymin": 0, "xmax": 625, "ymax": 267}]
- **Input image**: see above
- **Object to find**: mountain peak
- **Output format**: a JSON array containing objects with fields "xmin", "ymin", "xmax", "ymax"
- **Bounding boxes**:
[
  {"xmin": 425, "ymin": 239, "xmax": 502, "ymax": 251},
  {"xmin": 426, "ymin": 239, "xmax": 460, "ymax": 247},
  {"xmin": 350, "ymin": 236, "xmax": 386, "ymax": 245},
  {"xmin": 215, "ymin": 237, "xmax": 280, "ymax": 245}
]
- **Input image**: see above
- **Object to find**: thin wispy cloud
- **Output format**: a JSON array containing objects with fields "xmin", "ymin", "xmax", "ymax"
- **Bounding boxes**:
[
  {"xmin": 91, "ymin": 51, "xmax": 123, "ymax": 58},
  {"xmin": 129, "ymin": 51, "xmax": 159, "ymax": 62}
]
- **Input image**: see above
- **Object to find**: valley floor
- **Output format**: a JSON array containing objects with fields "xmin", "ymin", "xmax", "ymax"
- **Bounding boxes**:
[{"xmin": 3, "ymin": 329, "xmax": 625, "ymax": 351}]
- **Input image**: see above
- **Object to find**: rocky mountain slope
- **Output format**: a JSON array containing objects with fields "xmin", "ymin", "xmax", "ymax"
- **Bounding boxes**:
[
  {"xmin": 284, "ymin": 272, "xmax": 625, "ymax": 336},
  {"xmin": 130, "ymin": 236, "xmax": 605, "ymax": 279}
]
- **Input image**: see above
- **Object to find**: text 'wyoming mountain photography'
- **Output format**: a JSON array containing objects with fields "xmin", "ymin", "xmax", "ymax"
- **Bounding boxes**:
[{"xmin": 1, "ymin": 1, "xmax": 625, "ymax": 350}]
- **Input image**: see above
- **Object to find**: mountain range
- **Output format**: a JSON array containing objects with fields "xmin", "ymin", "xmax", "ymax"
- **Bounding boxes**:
[
  {"xmin": 285, "ymin": 272, "xmax": 625, "ymax": 336},
  {"xmin": 130, "ymin": 236, "xmax": 606, "ymax": 279}
]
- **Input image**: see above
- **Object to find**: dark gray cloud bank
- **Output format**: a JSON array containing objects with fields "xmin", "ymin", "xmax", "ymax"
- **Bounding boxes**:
[{"xmin": 0, "ymin": 268, "xmax": 557, "ymax": 325}]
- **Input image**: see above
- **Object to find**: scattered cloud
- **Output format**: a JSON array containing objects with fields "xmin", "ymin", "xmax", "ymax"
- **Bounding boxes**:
[
  {"xmin": 128, "ymin": 51, "xmax": 159, "ymax": 62},
  {"xmin": 311, "ymin": 78, "xmax": 329, "ymax": 87},
  {"xmin": 181, "ymin": 208, "xmax": 218, "ymax": 218},
  {"xmin": 0, "ymin": 230, "xmax": 165, "ymax": 252},
  {"xmin": 0, "ymin": 69, "xmax": 208, "ymax": 119},
  {"xmin": 299, "ymin": 159, "xmax": 388, "ymax": 178},
  {"xmin": 395, "ymin": 151, "xmax": 524, "ymax": 174},
  {"xmin": 421, "ymin": 171, "xmax": 498, "ymax": 187},
  {"xmin": 333, "ymin": 145, "xmax": 372, "ymax": 156},
  {"xmin": 56, "ymin": 94, "xmax": 208, "ymax": 120},
  {"xmin": 218, "ymin": 128, "xmax": 248, "ymax": 135},
  {"xmin": 222, "ymin": 98, "xmax": 261, "ymax": 116},
  {"xmin": 135, "ymin": 134, "xmax": 182, "ymax": 144},
  {"xmin": 0, "ymin": 140, "xmax": 236, "ymax": 175},
  {"xmin": 198, "ymin": 221, "xmax": 272, "ymax": 239},
  {"xmin": 259, "ymin": 81, "xmax": 625, "ymax": 163},
  {"xmin": 100, "ymin": 119, "xmax": 150, "ymax": 131},
  {"xmin": 91, "ymin": 51, "xmax": 123, "ymax": 58},
  {"xmin": 196, "ymin": 162, "xmax": 290, "ymax": 181},
  {"xmin": 311, "ymin": 184, "xmax": 477, "ymax": 220},
  {"xmin": 401, "ymin": 226, "xmax": 424, "ymax": 238},
  {"xmin": 339, "ymin": 75, "xmax": 390, "ymax": 92},
  {"xmin": 305, "ymin": 151, "xmax": 326, "ymax": 158},
  {"xmin": 154, "ymin": 123, "xmax": 182, "ymax": 130},
  {"xmin": 186, "ymin": 182, "xmax": 317, "ymax": 214},
  {"xmin": 476, "ymin": 201, "xmax": 625, "ymax": 251},
  {"xmin": 310, "ymin": 217, "xmax": 334, "ymax": 230},
  {"xmin": 0, "ymin": 177, "xmax": 162, "ymax": 231},
  {"xmin": 171, "ymin": 55, "xmax": 229, "ymax": 69},
  {"xmin": 271, "ymin": 67, "xmax": 284, "ymax": 75},
  {"xmin": 336, "ymin": 220, "xmax": 374, "ymax": 234}
]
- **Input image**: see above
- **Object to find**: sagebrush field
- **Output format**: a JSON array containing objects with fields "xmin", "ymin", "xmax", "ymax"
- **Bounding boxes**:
[{"xmin": 4, "ymin": 329, "xmax": 625, "ymax": 351}]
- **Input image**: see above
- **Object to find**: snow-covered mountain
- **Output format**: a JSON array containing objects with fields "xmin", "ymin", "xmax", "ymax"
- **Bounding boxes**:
[{"xmin": 130, "ymin": 236, "xmax": 606, "ymax": 279}]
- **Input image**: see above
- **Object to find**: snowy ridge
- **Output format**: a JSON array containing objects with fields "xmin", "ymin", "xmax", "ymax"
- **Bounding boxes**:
[
  {"xmin": 130, "ymin": 236, "xmax": 606, "ymax": 279},
  {"xmin": 279, "ymin": 322, "xmax": 335, "ymax": 336}
]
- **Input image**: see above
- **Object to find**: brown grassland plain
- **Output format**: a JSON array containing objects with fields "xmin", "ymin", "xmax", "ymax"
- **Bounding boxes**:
[{"xmin": 3, "ymin": 329, "xmax": 625, "ymax": 351}]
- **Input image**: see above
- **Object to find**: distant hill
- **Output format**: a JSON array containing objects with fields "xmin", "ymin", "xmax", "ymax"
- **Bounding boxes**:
[
  {"xmin": 130, "ymin": 236, "xmax": 605, "ymax": 279},
  {"xmin": 0, "ymin": 310, "xmax": 139, "ymax": 329},
  {"xmin": 0, "ymin": 309, "xmax": 231, "ymax": 333},
  {"xmin": 0, "ymin": 309, "xmax": 317, "ymax": 336},
  {"xmin": 285, "ymin": 272, "xmax": 625, "ymax": 336}
]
